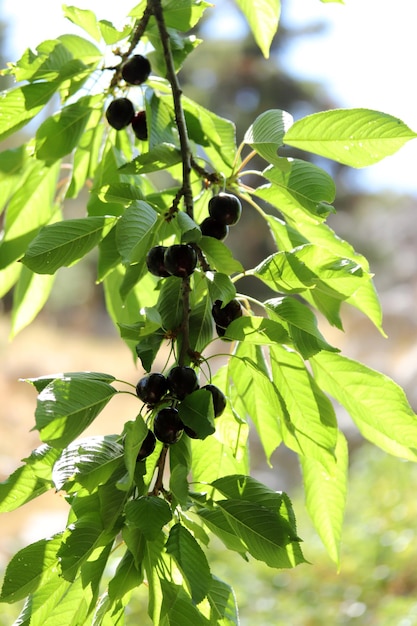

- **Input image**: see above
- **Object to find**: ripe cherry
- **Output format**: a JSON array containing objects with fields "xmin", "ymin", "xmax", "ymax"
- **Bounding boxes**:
[
  {"xmin": 136, "ymin": 373, "xmax": 168, "ymax": 405},
  {"xmin": 164, "ymin": 244, "xmax": 197, "ymax": 278},
  {"xmin": 202, "ymin": 384, "xmax": 226, "ymax": 417},
  {"xmin": 200, "ymin": 216, "xmax": 229, "ymax": 241},
  {"xmin": 132, "ymin": 110, "xmax": 147, "ymax": 140},
  {"xmin": 208, "ymin": 193, "xmax": 242, "ymax": 226},
  {"xmin": 121, "ymin": 54, "xmax": 151, "ymax": 85},
  {"xmin": 167, "ymin": 366, "xmax": 199, "ymax": 400},
  {"xmin": 153, "ymin": 407, "xmax": 184, "ymax": 444},
  {"xmin": 137, "ymin": 429, "xmax": 157, "ymax": 461},
  {"xmin": 212, "ymin": 299, "xmax": 243, "ymax": 329},
  {"xmin": 105, "ymin": 98, "xmax": 135, "ymax": 130},
  {"xmin": 146, "ymin": 246, "xmax": 171, "ymax": 277}
]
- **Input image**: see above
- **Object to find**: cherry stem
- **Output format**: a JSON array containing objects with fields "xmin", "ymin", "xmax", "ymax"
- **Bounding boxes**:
[{"xmin": 152, "ymin": 444, "xmax": 169, "ymax": 495}]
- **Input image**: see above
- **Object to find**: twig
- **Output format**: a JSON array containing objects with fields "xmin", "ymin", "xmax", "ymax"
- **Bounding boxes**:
[
  {"xmin": 109, "ymin": 4, "xmax": 153, "ymax": 90},
  {"xmin": 152, "ymin": 0, "xmax": 193, "ymax": 218}
]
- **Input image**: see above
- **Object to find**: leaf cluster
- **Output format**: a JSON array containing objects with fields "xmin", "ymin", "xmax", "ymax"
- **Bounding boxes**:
[{"xmin": 1, "ymin": 1, "xmax": 417, "ymax": 624}]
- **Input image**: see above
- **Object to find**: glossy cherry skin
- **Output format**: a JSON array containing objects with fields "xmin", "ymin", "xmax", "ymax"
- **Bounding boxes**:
[
  {"xmin": 136, "ymin": 429, "xmax": 157, "ymax": 461},
  {"xmin": 153, "ymin": 407, "xmax": 184, "ymax": 444},
  {"xmin": 200, "ymin": 216, "xmax": 229, "ymax": 241},
  {"xmin": 164, "ymin": 244, "xmax": 197, "ymax": 278},
  {"xmin": 208, "ymin": 193, "xmax": 242, "ymax": 226},
  {"xmin": 122, "ymin": 54, "xmax": 151, "ymax": 85},
  {"xmin": 167, "ymin": 366, "xmax": 199, "ymax": 400},
  {"xmin": 146, "ymin": 246, "xmax": 171, "ymax": 277},
  {"xmin": 135, "ymin": 373, "xmax": 168, "ymax": 405},
  {"xmin": 105, "ymin": 98, "xmax": 135, "ymax": 130}
]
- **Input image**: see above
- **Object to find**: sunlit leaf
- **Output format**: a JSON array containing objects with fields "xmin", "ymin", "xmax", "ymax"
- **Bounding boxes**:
[
  {"xmin": 284, "ymin": 108, "xmax": 417, "ymax": 167},
  {"xmin": 234, "ymin": 0, "xmax": 281, "ymax": 57},
  {"xmin": 311, "ymin": 351, "xmax": 417, "ymax": 461}
]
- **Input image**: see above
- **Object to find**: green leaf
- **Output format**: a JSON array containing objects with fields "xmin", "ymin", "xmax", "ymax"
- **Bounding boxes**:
[
  {"xmin": 284, "ymin": 108, "xmax": 417, "ymax": 167},
  {"xmin": 234, "ymin": 0, "xmax": 281, "ymax": 57},
  {"xmin": 125, "ymin": 496, "xmax": 172, "ymax": 540},
  {"xmin": 165, "ymin": 523, "xmax": 212, "ymax": 604},
  {"xmin": 0, "ymin": 82, "xmax": 61, "ymax": 141},
  {"xmin": 161, "ymin": 0, "xmax": 211, "ymax": 31},
  {"xmin": 25, "ymin": 370, "xmax": 116, "ymax": 393},
  {"xmin": 116, "ymin": 201, "xmax": 158, "ymax": 264},
  {"xmin": 52, "ymin": 436, "xmax": 124, "ymax": 492},
  {"xmin": 120, "ymin": 143, "xmax": 182, "ymax": 174},
  {"xmin": 300, "ymin": 431, "xmax": 348, "ymax": 565},
  {"xmin": 188, "ymin": 293, "xmax": 213, "ymax": 353},
  {"xmin": 244, "ymin": 109, "xmax": 293, "ymax": 164},
  {"xmin": 108, "ymin": 550, "xmax": 143, "ymax": 602},
  {"xmin": 98, "ymin": 19, "xmax": 132, "ymax": 44},
  {"xmin": 223, "ymin": 315, "xmax": 288, "ymax": 344},
  {"xmin": 177, "ymin": 210, "xmax": 202, "ymax": 244},
  {"xmin": 207, "ymin": 575, "xmax": 239, "ymax": 625},
  {"xmin": 270, "ymin": 343, "xmax": 338, "ymax": 467},
  {"xmin": 157, "ymin": 276, "xmax": 183, "ymax": 331},
  {"xmin": 62, "ymin": 5, "xmax": 101, "ymax": 41},
  {"xmin": 21, "ymin": 217, "xmax": 116, "ymax": 274},
  {"xmin": 229, "ymin": 343, "xmax": 282, "ymax": 464},
  {"xmin": 35, "ymin": 95, "xmax": 102, "ymax": 163},
  {"xmin": 265, "ymin": 296, "xmax": 338, "ymax": 357},
  {"xmin": 206, "ymin": 272, "xmax": 236, "ymax": 305},
  {"xmin": 0, "ymin": 533, "xmax": 63, "ymax": 603},
  {"xmin": 122, "ymin": 415, "xmax": 150, "ymax": 486},
  {"xmin": 258, "ymin": 159, "xmax": 336, "ymax": 222},
  {"xmin": 311, "ymin": 351, "xmax": 417, "ymax": 461},
  {"xmin": 212, "ymin": 474, "xmax": 284, "ymax": 512},
  {"xmin": 217, "ymin": 499, "xmax": 304, "ymax": 568},
  {"xmin": 10, "ymin": 266, "xmax": 55, "ymax": 337},
  {"xmin": 0, "ymin": 444, "xmax": 60, "ymax": 513},
  {"xmin": 199, "ymin": 236, "xmax": 243, "ymax": 274},
  {"xmin": 178, "ymin": 389, "xmax": 216, "ymax": 439},
  {"xmin": 197, "ymin": 507, "xmax": 248, "ymax": 556},
  {"xmin": 35, "ymin": 377, "xmax": 117, "ymax": 448}
]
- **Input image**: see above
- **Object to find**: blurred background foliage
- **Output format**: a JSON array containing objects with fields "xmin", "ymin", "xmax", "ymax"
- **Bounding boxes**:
[{"xmin": 1, "ymin": 0, "xmax": 417, "ymax": 623}]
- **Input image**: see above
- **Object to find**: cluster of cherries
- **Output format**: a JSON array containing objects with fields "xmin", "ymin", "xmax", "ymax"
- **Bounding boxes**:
[
  {"xmin": 199, "ymin": 192, "xmax": 242, "ymax": 240},
  {"xmin": 105, "ymin": 54, "xmax": 151, "ymax": 140},
  {"xmin": 135, "ymin": 366, "xmax": 227, "ymax": 460}
]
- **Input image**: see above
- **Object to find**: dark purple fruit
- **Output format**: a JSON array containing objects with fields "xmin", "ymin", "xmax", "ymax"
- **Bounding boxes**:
[
  {"xmin": 167, "ymin": 366, "xmax": 199, "ymax": 400},
  {"xmin": 164, "ymin": 244, "xmax": 197, "ymax": 278},
  {"xmin": 137, "ymin": 429, "xmax": 156, "ymax": 461},
  {"xmin": 121, "ymin": 54, "xmax": 151, "ymax": 85},
  {"xmin": 208, "ymin": 193, "xmax": 242, "ymax": 226},
  {"xmin": 202, "ymin": 384, "xmax": 226, "ymax": 417},
  {"xmin": 132, "ymin": 110, "xmax": 147, "ymax": 140},
  {"xmin": 200, "ymin": 216, "xmax": 229, "ymax": 241},
  {"xmin": 212, "ymin": 299, "xmax": 243, "ymax": 329},
  {"xmin": 105, "ymin": 98, "xmax": 135, "ymax": 130},
  {"xmin": 153, "ymin": 407, "xmax": 184, "ymax": 444},
  {"xmin": 146, "ymin": 246, "xmax": 171, "ymax": 277},
  {"xmin": 136, "ymin": 373, "xmax": 168, "ymax": 405}
]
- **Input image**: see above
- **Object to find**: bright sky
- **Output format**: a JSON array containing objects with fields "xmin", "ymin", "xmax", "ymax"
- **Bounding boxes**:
[{"xmin": 2, "ymin": 0, "xmax": 417, "ymax": 194}]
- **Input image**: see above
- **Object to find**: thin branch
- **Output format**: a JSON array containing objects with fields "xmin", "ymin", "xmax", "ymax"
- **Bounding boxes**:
[
  {"xmin": 178, "ymin": 277, "xmax": 192, "ymax": 365},
  {"xmin": 109, "ymin": 4, "xmax": 153, "ymax": 90},
  {"xmin": 152, "ymin": 0, "xmax": 194, "ymax": 217}
]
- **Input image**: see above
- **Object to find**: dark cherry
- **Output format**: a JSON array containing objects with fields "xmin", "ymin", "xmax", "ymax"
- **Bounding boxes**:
[
  {"xmin": 132, "ymin": 110, "xmax": 147, "ymax": 140},
  {"xmin": 153, "ymin": 407, "xmax": 184, "ymax": 444},
  {"xmin": 167, "ymin": 366, "xmax": 199, "ymax": 400},
  {"xmin": 105, "ymin": 98, "xmax": 135, "ymax": 130},
  {"xmin": 212, "ymin": 299, "xmax": 243, "ymax": 329},
  {"xmin": 164, "ymin": 244, "xmax": 197, "ymax": 278},
  {"xmin": 200, "ymin": 216, "xmax": 229, "ymax": 241},
  {"xmin": 146, "ymin": 246, "xmax": 171, "ymax": 277},
  {"xmin": 202, "ymin": 384, "xmax": 226, "ymax": 417},
  {"xmin": 121, "ymin": 54, "xmax": 151, "ymax": 85},
  {"xmin": 136, "ymin": 373, "xmax": 168, "ymax": 405},
  {"xmin": 137, "ymin": 429, "xmax": 157, "ymax": 461},
  {"xmin": 208, "ymin": 193, "xmax": 242, "ymax": 226}
]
